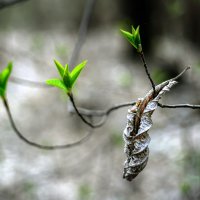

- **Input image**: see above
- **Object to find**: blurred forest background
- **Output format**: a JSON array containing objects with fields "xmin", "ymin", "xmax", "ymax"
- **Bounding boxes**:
[{"xmin": 0, "ymin": 0, "xmax": 200, "ymax": 199}]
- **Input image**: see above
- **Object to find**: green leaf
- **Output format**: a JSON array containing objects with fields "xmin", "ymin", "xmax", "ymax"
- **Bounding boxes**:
[
  {"xmin": 49, "ymin": 59, "xmax": 87, "ymax": 94},
  {"xmin": 46, "ymin": 79, "xmax": 67, "ymax": 91},
  {"xmin": 0, "ymin": 62, "xmax": 13, "ymax": 97},
  {"xmin": 132, "ymin": 26, "xmax": 136, "ymax": 34},
  {"xmin": 120, "ymin": 26, "xmax": 142, "ymax": 52},
  {"xmin": 63, "ymin": 64, "xmax": 71, "ymax": 90},
  {"xmin": 0, "ymin": 88, "xmax": 4, "ymax": 97},
  {"xmin": 120, "ymin": 29, "xmax": 135, "ymax": 48},
  {"xmin": 133, "ymin": 26, "xmax": 142, "ymax": 52},
  {"xmin": 70, "ymin": 60, "xmax": 87, "ymax": 88},
  {"xmin": 54, "ymin": 59, "xmax": 64, "ymax": 77}
]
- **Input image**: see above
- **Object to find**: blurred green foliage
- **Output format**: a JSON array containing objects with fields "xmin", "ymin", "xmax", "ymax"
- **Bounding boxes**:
[
  {"xmin": 181, "ymin": 181, "xmax": 191, "ymax": 194},
  {"xmin": 110, "ymin": 132, "xmax": 123, "ymax": 148},
  {"xmin": 166, "ymin": 0, "xmax": 184, "ymax": 17},
  {"xmin": 55, "ymin": 44, "xmax": 68, "ymax": 61},
  {"xmin": 194, "ymin": 62, "xmax": 200, "ymax": 73},
  {"xmin": 77, "ymin": 184, "xmax": 92, "ymax": 200},
  {"xmin": 180, "ymin": 150, "xmax": 200, "ymax": 199},
  {"xmin": 118, "ymin": 71, "xmax": 133, "ymax": 88},
  {"xmin": 152, "ymin": 68, "xmax": 169, "ymax": 84},
  {"xmin": 23, "ymin": 181, "xmax": 36, "ymax": 193},
  {"xmin": 31, "ymin": 34, "xmax": 45, "ymax": 52}
]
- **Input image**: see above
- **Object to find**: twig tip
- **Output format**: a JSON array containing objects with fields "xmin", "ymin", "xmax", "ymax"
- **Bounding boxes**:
[{"xmin": 186, "ymin": 66, "xmax": 191, "ymax": 70}]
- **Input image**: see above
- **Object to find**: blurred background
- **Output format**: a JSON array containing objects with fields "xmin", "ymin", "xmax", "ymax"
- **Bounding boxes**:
[{"xmin": 0, "ymin": 0, "xmax": 200, "ymax": 199}]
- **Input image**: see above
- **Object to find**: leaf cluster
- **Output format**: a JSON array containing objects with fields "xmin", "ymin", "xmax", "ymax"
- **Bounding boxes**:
[
  {"xmin": 120, "ymin": 26, "xmax": 142, "ymax": 53},
  {"xmin": 46, "ymin": 60, "xmax": 87, "ymax": 94}
]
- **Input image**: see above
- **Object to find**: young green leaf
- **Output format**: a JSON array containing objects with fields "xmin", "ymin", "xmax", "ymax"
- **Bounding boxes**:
[
  {"xmin": 0, "ymin": 62, "xmax": 13, "ymax": 97},
  {"xmin": 47, "ymin": 59, "xmax": 87, "ymax": 94},
  {"xmin": 133, "ymin": 26, "xmax": 142, "ymax": 52},
  {"xmin": 132, "ymin": 26, "xmax": 136, "ymax": 34},
  {"xmin": 63, "ymin": 64, "xmax": 71, "ymax": 90},
  {"xmin": 120, "ymin": 25, "xmax": 142, "ymax": 52},
  {"xmin": 54, "ymin": 59, "xmax": 64, "ymax": 77},
  {"xmin": 70, "ymin": 60, "xmax": 87, "ymax": 88},
  {"xmin": 46, "ymin": 79, "xmax": 67, "ymax": 91},
  {"xmin": 120, "ymin": 29, "xmax": 135, "ymax": 48}
]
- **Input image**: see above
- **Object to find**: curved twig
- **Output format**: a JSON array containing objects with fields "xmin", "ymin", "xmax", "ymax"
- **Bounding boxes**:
[
  {"xmin": 170, "ymin": 66, "xmax": 190, "ymax": 81},
  {"xmin": 3, "ymin": 96, "xmax": 93, "ymax": 150},
  {"xmin": 68, "ymin": 101, "xmax": 136, "ymax": 117},
  {"xmin": 68, "ymin": 94, "xmax": 136, "ymax": 128}
]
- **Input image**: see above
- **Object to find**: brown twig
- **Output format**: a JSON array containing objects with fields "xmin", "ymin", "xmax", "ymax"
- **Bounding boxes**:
[
  {"xmin": 68, "ymin": 93, "xmax": 136, "ymax": 128},
  {"xmin": 68, "ymin": 101, "xmax": 136, "ymax": 117},
  {"xmin": 2, "ymin": 96, "xmax": 93, "ymax": 150},
  {"xmin": 158, "ymin": 103, "xmax": 200, "ymax": 109},
  {"xmin": 170, "ymin": 66, "xmax": 190, "ymax": 81},
  {"xmin": 139, "ymin": 51, "xmax": 156, "ymax": 96},
  {"xmin": 157, "ymin": 67, "xmax": 200, "ymax": 109}
]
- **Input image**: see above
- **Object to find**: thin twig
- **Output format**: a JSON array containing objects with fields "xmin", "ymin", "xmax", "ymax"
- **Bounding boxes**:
[
  {"xmin": 0, "ymin": 0, "xmax": 28, "ymax": 9},
  {"xmin": 69, "ymin": 0, "xmax": 96, "ymax": 67},
  {"xmin": 68, "ymin": 101, "xmax": 136, "ymax": 117},
  {"xmin": 68, "ymin": 94, "xmax": 106, "ymax": 128},
  {"xmin": 139, "ymin": 51, "xmax": 156, "ymax": 96},
  {"xmin": 68, "ymin": 94, "xmax": 136, "ymax": 128},
  {"xmin": 3, "ymin": 96, "xmax": 93, "ymax": 150},
  {"xmin": 158, "ymin": 103, "xmax": 200, "ymax": 109},
  {"xmin": 171, "ymin": 66, "xmax": 190, "ymax": 81},
  {"xmin": 10, "ymin": 76, "xmax": 51, "ymax": 88}
]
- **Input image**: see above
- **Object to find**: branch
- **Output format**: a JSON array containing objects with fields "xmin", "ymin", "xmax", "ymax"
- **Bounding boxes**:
[
  {"xmin": 10, "ymin": 76, "xmax": 51, "ymax": 88},
  {"xmin": 3, "ymin": 96, "xmax": 93, "ymax": 150},
  {"xmin": 68, "ymin": 101, "xmax": 136, "ymax": 117},
  {"xmin": 68, "ymin": 94, "xmax": 136, "ymax": 128},
  {"xmin": 170, "ymin": 66, "xmax": 190, "ymax": 81},
  {"xmin": 158, "ymin": 103, "xmax": 200, "ymax": 109},
  {"xmin": 139, "ymin": 51, "xmax": 156, "ymax": 96},
  {"xmin": 69, "ymin": 0, "xmax": 96, "ymax": 67},
  {"xmin": 67, "ymin": 66, "xmax": 189, "ymax": 128},
  {"xmin": 0, "ymin": 0, "xmax": 29, "ymax": 9},
  {"xmin": 68, "ymin": 94, "xmax": 106, "ymax": 128}
]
